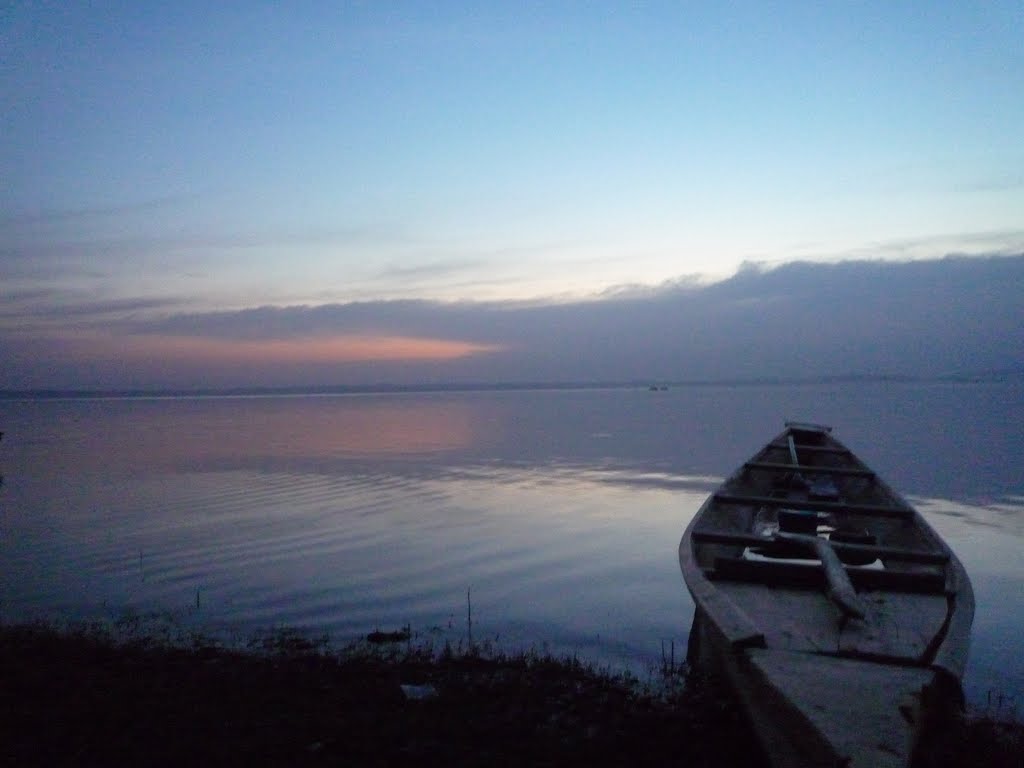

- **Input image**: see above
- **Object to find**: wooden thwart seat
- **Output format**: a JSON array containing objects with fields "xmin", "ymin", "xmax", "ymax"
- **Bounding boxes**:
[
  {"xmin": 768, "ymin": 442, "xmax": 851, "ymax": 455},
  {"xmin": 691, "ymin": 529, "xmax": 949, "ymax": 565},
  {"xmin": 707, "ymin": 556, "xmax": 948, "ymax": 594},
  {"xmin": 713, "ymin": 492, "xmax": 914, "ymax": 518},
  {"xmin": 744, "ymin": 461, "xmax": 876, "ymax": 478}
]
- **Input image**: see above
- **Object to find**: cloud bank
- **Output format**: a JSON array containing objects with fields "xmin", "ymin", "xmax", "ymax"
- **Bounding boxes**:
[{"xmin": 1, "ymin": 255, "xmax": 1021, "ymax": 390}]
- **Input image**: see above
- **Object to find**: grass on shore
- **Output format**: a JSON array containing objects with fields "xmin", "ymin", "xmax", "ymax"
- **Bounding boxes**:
[
  {"xmin": 1, "ymin": 620, "xmax": 1020, "ymax": 767},
  {"xmin": 0, "ymin": 620, "xmax": 762, "ymax": 767}
]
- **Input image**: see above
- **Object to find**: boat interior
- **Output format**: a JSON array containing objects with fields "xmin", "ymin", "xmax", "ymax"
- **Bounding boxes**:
[{"xmin": 688, "ymin": 423, "xmax": 955, "ymax": 664}]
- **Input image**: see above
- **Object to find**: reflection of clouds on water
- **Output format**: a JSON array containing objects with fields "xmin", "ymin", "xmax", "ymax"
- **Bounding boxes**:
[
  {"xmin": 913, "ymin": 495, "xmax": 1024, "ymax": 540},
  {"xmin": 914, "ymin": 494, "xmax": 1024, "ymax": 637},
  {"xmin": 0, "ymin": 460, "xmax": 709, "ymax": 682},
  {"xmin": 590, "ymin": 470, "xmax": 722, "ymax": 494},
  {"xmin": 911, "ymin": 492, "xmax": 1024, "ymax": 707},
  {"xmin": 446, "ymin": 464, "xmax": 722, "ymax": 495},
  {"xmin": 3, "ymin": 395, "xmax": 485, "ymax": 482}
]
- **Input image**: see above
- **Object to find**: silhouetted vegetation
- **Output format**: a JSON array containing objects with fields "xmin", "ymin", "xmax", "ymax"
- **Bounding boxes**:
[{"xmin": 0, "ymin": 622, "xmax": 1019, "ymax": 767}]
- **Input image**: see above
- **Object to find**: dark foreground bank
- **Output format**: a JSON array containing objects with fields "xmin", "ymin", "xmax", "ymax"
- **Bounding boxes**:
[{"xmin": 1, "ymin": 623, "xmax": 1020, "ymax": 767}]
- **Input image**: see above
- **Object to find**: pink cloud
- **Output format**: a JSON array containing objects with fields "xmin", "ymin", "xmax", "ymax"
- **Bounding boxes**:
[{"xmin": 73, "ymin": 333, "xmax": 505, "ymax": 365}]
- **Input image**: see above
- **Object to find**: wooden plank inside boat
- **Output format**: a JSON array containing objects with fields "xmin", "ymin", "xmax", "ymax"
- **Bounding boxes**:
[
  {"xmin": 692, "ymin": 528, "xmax": 950, "ymax": 565},
  {"xmin": 743, "ymin": 648, "xmax": 937, "ymax": 768},
  {"xmin": 713, "ymin": 493, "xmax": 914, "ymax": 518},
  {"xmin": 709, "ymin": 581, "xmax": 948, "ymax": 661},
  {"xmin": 839, "ymin": 592, "xmax": 950, "ymax": 661},
  {"xmin": 708, "ymin": 557, "xmax": 948, "ymax": 594},
  {"xmin": 744, "ymin": 461, "xmax": 877, "ymax": 478},
  {"xmin": 767, "ymin": 442, "xmax": 851, "ymax": 455},
  {"xmin": 714, "ymin": 583, "xmax": 842, "ymax": 653}
]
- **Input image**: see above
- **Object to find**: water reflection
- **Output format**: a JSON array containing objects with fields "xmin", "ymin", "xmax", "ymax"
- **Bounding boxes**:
[
  {"xmin": 0, "ymin": 384, "xmax": 1021, "ymax": 708},
  {"xmin": 916, "ymin": 495, "xmax": 1024, "ymax": 708},
  {"xmin": 0, "ymin": 459, "xmax": 709, "ymax": 675},
  {"xmin": 3, "ymin": 395, "xmax": 482, "ymax": 477},
  {"xmin": 914, "ymin": 496, "xmax": 1024, "ymax": 540}
]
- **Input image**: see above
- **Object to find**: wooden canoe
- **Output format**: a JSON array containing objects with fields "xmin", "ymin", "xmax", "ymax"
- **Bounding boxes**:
[{"xmin": 679, "ymin": 422, "xmax": 974, "ymax": 768}]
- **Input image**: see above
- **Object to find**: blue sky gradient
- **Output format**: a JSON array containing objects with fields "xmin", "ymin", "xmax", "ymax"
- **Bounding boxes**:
[{"xmin": 2, "ymin": 2, "xmax": 1022, "ymax": 387}]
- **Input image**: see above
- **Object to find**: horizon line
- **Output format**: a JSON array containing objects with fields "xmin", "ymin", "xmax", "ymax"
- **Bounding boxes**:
[{"xmin": 2, "ymin": 369, "xmax": 1021, "ymax": 401}]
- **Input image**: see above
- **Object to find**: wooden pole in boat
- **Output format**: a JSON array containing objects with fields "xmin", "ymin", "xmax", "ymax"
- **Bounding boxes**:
[
  {"xmin": 786, "ymin": 432, "xmax": 808, "ymax": 489},
  {"xmin": 787, "ymin": 433, "xmax": 800, "ymax": 466},
  {"xmin": 775, "ymin": 532, "xmax": 866, "ymax": 620}
]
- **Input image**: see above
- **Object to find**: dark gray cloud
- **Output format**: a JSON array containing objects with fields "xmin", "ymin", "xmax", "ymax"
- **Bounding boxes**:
[
  {"xmin": 0, "ymin": 296, "xmax": 184, "ymax": 322},
  {"xmin": 2, "ymin": 254, "xmax": 1022, "ymax": 389},
  {"xmin": 818, "ymin": 230, "xmax": 1024, "ymax": 263}
]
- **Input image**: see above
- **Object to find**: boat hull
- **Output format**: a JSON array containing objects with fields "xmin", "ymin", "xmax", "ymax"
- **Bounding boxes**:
[{"xmin": 679, "ymin": 424, "xmax": 973, "ymax": 768}]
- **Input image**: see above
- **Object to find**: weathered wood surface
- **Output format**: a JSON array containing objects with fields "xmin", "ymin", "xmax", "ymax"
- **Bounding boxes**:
[
  {"xmin": 775, "ymin": 532, "xmax": 865, "ymax": 618},
  {"xmin": 743, "ymin": 649, "xmax": 937, "ymax": 768},
  {"xmin": 744, "ymin": 460, "xmax": 877, "ymax": 478},
  {"xmin": 767, "ymin": 441, "xmax": 850, "ymax": 455},
  {"xmin": 709, "ymin": 557, "xmax": 948, "ymax": 595},
  {"xmin": 838, "ymin": 592, "xmax": 949, "ymax": 661},
  {"xmin": 683, "ymin": 572, "xmax": 764, "ymax": 649},
  {"xmin": 715, "ymin": 583, "xmax": 839, "ymax": 653},
  {"xmin": 713, "ymin": 493, "xmax": 914, "ymax": 518},
  {"xmin": 679, "ymin": 513, "xmax": 765, "ymax": 650},
  {"xmin": 692, "ymin": 528, "xmax": 949, "ymax": 564},
  {"xmin": 712, "ymin": 583, "xmax": 947, "ymax": 661},
  {"xmin": 930, "ymin": 561, "xmax": 975, "ymax": 681}
]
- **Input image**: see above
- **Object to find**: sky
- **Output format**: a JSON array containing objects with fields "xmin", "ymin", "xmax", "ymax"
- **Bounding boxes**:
[{"xmin": 2, "ymin": 2, "xmax": 1023, "ymax": 389}]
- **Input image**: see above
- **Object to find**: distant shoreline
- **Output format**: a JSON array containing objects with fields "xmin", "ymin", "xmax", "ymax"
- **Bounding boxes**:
[{"xmin": 1, "ymin": 370, "xmax": 1021, "ymax": 402}]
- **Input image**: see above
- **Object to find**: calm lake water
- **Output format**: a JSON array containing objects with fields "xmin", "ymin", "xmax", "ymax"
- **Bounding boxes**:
[{"xmin": 1, "ymin": 381, "xmax": 1021, "ymax": 710}]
